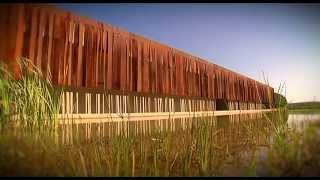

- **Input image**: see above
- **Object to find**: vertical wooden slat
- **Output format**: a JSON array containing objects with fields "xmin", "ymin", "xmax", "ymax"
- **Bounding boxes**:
[
  {"xmin": 95, "ymin": 26, "xmax": 101, "ymax": 87},
  {"xmin": 124, "ymin": 35, "xmax": 129, "ymax": 91},
  {"xmin": 101, "ymin": 29, "xmax": 107, "ymax": 88},
  {"xmin": 128, "ymin": 37, "xmax": 133, "ymax": 92},
  {"xmin": 131, "ymin": 37, "xmax": 138, "ymax": 92},
  {"xmin": 84, "ymin": 26, "xmax": 90, "ymax": 87},
  {"xmin": 0, "ymin": 4, "xmax": 9, "ymax": 61},
  {"xmin": 150, "ymin": 44, "xmax": 155, "ymax": 94},
  {"xmin": 137, "ymin": 39, "xmax": 142, "ymax": 92},
  {"xmin": 76, "ymin": 23, "xmax": 85, "ymax": 87},
  {"xmin": 142, "ymin": 40, "xmax": 149, "ymax": 93},
  {"xmin": 86, "ymin": 26, "xmax": 94, "ymax": 87},
  {"xmin": 70, "ymin": 21, "xmax": 78, "ymax": 87},
  {"xmin": 52, "ymin": 13, "xmax": 62, "ymax": 85},
  {"xmin": 6, "ymin": 5, "xmax": 25, "ymax": 79},
  {"xmin": 174, "ymin": 53, "xmax": 178, "ymax": 95},
  {"xmin": 120, "ymin": 33, "xmax": 127, "ymax": 91},
  {"xmin": 46, "ymin": 13, "xmax": 54, "ymax": 79},
  {"xmin": 13, "ymin": 5, "xmax": 25, "ymax": 79},
  {"xmin": 112, "ymin": 32, "xmax": 120, "ymax": 89},
  {"xmin": 91, "ymin": 27, "xmax": 97, "ymax": 87},
  {"xmin": 106, "ymin": 29, "xmax": 113, "ymax": 90},
  {"xmin": 168, "ymin": 49, "xmax": 173, "ymax": 96},
  {"xmin": 62, "ymin": 15, "xmax": 70, "ymax": 86},
  {"xmin": 28, "ymin": 6, "xmax": 39, "ymax": 66},
  {"xmin": 67, "ymin": 20, "xmax": 74, "ymax": 86},
  {"xmin": 159, "ymin": 47, "xmax": 164, "ymax": 95},
  {"xmin": 36, "ymin": 9, "xmax": 45, "ymax": 69}
]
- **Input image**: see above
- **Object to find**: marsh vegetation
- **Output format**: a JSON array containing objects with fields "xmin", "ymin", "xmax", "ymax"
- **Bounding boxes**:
[{"xmin": 1, "ymin": 111, "xmax": 320, "ymax": 176}]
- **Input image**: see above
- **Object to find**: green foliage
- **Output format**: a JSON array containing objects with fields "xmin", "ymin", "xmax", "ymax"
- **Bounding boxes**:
[
  {"xmin": 274, "ymin": 93, "xmax": 287, "ymax": 108},
  {"xmin": 287, "ymin": 102, "xmax": 320, "ymax": 110},
  {"xmin": 0, "ymin": 58, "xmax": 62, "ymax": 131},
  {"xmin": 266, "ymin": 123, "xmax": 320, "ymax": 176},
  {"xmin": 0, "ymin": 64, "xmax": 12, "ymax": 127},
  {"xmin": 288, "ymin": 108, "xmax": 320, "ymax": 114},
  {"xmin": 246, "ymin": 152, "xmax": 257, "ymax": 177}
]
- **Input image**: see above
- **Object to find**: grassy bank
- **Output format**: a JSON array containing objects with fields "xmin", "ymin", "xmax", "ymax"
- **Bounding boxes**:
[
  {"xmin": 288, "ymin": 102, "xmax": 320, "ymax": 110},
  {"xmin": 288, "ymin": 109, "xmax": 320, "ymax": 114},
  {"xmin": 266, "ymin": 122, "xmax": 320, "ymax": 176},
  {"xmin": 286, "ymin": 101, "xmax": 320, "ymax": 114}
]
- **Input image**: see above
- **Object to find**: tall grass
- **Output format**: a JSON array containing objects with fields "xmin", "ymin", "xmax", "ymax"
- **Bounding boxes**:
[
  {"xmin": 248, "ymin": 73, "xmax": 320, "ymax": 176},
  {"xmin": 266, "ymin": 122, "xmax": 320, "ymax": 176},
  {"xmin": 0, "ymin": 64, "xmax": 12, "ymax": 127},
  {"xmin": 0, "ymin": 58, "xmax": 62, "ymax": 131}
]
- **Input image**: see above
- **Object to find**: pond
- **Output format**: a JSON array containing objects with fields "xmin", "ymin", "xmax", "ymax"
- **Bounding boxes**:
[{"xmin": 0, "ymin": 111, "xmax": 319, "ymax": 176}]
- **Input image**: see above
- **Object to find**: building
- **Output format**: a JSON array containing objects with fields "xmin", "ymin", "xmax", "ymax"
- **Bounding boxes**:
[{"xmin": 0, "ymin": 4, "xmax": 275, "ymax": 120}]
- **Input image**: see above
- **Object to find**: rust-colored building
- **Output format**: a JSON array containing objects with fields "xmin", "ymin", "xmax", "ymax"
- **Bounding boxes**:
[{"xmin": 0, "ymin": 4, "xmax": 275, "ymax": 115}]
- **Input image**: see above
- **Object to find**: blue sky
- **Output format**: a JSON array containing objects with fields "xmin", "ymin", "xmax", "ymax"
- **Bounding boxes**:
[{"xmin": 57, "ymin": 3, "xmax": 320, "ymax": 103}]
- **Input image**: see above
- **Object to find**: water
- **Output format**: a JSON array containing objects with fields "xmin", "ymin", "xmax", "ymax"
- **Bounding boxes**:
[
  {"xmin": 57, "ymin": 111, "xmax": 320, "ymax": 176},
  {"xmin": 288, "ymin": 114, "xmax": 320, "ymax": 132},
  {"xmin": 59, "ymin": 113, "xmax": 274, "ymax": 145},
  {"xmin": 58, "ymin": 112, "xmax": 278, "ymax": 176},
  {"xmin": 1, "ymin": 111, "xmax": 320, "ymax": 176}
]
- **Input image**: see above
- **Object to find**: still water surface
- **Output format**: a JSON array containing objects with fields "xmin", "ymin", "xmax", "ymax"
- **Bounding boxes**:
[{"xmin": 56, "ymin": 112, "xmax": 320, "ymax": 176}]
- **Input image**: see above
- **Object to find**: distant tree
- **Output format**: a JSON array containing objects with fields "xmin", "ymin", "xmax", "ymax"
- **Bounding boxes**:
[{"xmin": 274, "ymin": 93, "xmax": 287, "ymax": 108}]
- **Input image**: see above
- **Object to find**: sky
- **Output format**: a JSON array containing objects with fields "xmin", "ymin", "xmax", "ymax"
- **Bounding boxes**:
[{"xmin": 57, "ymin": 3, "xmax": 320, "ymax": 103}]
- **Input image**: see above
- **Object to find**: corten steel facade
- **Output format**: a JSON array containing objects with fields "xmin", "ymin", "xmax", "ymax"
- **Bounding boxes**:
[{"xmin": 0, "ymin": 4, "xmax": 275, "ymax": 114}]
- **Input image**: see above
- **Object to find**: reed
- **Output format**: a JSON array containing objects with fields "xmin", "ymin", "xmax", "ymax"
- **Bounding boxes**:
[
  {"xmin": 244, "ymin": 75, "xmax": 320, "ymax": 176},
  {"xmin": 0, "ymin": 58, "xmax": 62, "ymax": 131},
  {"xmin": 0, "ymin": 63, "xmax": 12, "ymax": 128}
]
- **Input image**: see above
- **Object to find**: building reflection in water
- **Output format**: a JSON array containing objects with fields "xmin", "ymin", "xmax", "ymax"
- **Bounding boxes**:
[
  {"xmin": 56, "ymin": 112, "xmax": 294, "ymax": 175},
  {"xmin": 59, "ymin": 112, "xmax": 287, "ymax": 147}
]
